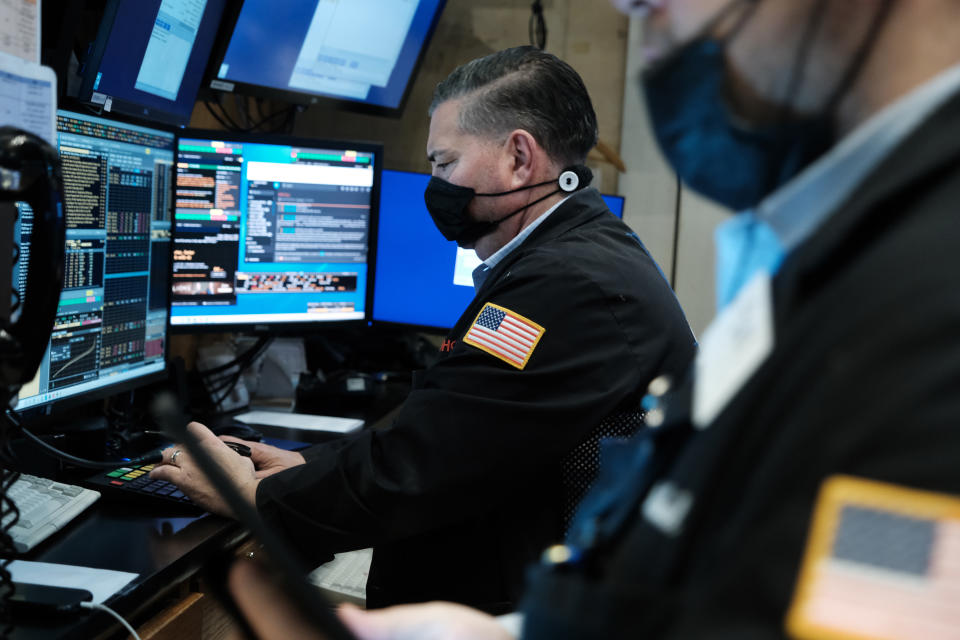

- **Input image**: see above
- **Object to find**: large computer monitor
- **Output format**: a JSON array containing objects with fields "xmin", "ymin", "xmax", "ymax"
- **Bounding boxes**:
[
  {"xmin": 78, "ymin": 0, "xmax": 229, "ymax": 126},
  {"xmin": 208, "ymin": 0, "xmax": 447, "ymax": 114},
  {"xmin": 372, "ymin": 169, "xmax": 626, "ymax": 331},
  {"xmin": 15, "ymin": 110, "xmax": 174, "ymax": 419},
  {"xmin": 169, "ymin": 132, "xmax": 380, "ymax": 331}
]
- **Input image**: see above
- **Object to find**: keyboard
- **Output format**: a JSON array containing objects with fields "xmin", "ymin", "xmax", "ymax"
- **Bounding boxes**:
[
  {"xmin": 85, "ymin": 463, "xmax": 197, "ymax": 509},
  {"xmin": 4, "ymin": 474, "xmax": 100, "ymax": 553}
]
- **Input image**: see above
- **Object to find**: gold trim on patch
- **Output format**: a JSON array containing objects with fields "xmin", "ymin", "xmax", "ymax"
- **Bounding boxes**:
[
  {"xmin": 462, "ymin": 302, "xmax": 545, "ymax": 370},
  {"xmin": 787, "ymin": 475, "xmax": 960, "ymax": 640}
]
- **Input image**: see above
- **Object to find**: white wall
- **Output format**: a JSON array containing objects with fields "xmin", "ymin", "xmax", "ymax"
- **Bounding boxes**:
[{"xmin": 618, "ymin": 17, "xmax": 730, "ymax": 337}]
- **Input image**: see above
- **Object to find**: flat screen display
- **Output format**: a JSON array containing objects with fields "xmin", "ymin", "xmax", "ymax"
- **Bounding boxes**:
[
  {"xmin": 211, "ymin": 0, "xmax": 446, "ymax": 113},
  {"xmin": 170, "ymin": 133, "xmax": 380, "ymax": 330},
  {"xmin": 372, "ymin": 169, "xmax": 625, "ymax": 331},
  {"xmin": 17, "ymin": 110, "xmax": 174, "ymax": 413},
  {"xmin": 79, "ymin": 0, "xmax": 228, "ymax": 126}
]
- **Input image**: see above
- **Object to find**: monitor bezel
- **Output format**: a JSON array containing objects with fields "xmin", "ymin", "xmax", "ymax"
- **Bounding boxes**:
[
  {"xmin": 204, "ymin": 0, "xmax": 448, "ymax": 118},
  {"xmin": 76, "ymin": 0, "xmax": 230, "ymax": 127},
  {"xmin": 16, "ymin": 107, "xmax": 178, "ymax": 427},
  {"xmin": 169, "ymin": 128, "xmax": 382, "ymax": 335}
]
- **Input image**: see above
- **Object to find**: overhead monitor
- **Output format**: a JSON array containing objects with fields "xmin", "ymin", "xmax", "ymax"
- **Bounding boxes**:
[
  {"xmin": 372, "ymin": 169, "xmax": 626, "ymax": 331},
  {"xmin": 78, "ymin": 0, "xmax": 229, "ymax": 126},
  {"xmin": 169, "ymin": 132, "xmax": 380, "ymax": 331},
  {"xmin": 209, "ymin": 0, "xmax": 447, "ymax": 114},
  {"xmin": 16, "ymin": 110, "xmax": 174, "ymax": 418}
]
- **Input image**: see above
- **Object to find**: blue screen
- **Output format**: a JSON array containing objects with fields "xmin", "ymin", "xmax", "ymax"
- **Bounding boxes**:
[
  {"xmin": 170, "ymin": 136, "xmax": 377, "ymax": 329},
  {"xmin": 215, "ymin": 0, "xmax": 445, "ymax": 110},
  {"xmin": 86, "ymin": 0, "xmax": 227, "ymax": 126},
  {"xmin": 372, "ymin": 169, "xmax": 625, "ymax": 331}
]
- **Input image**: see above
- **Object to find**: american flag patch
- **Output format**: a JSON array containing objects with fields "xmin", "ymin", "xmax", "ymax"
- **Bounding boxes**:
[
  {"xmin": 788, "ymin": 475, "xmax": 960, "ymax": 640},
  {"xmin": 463, "ymin": 303, "xmax": 545, "ymax": 370}
]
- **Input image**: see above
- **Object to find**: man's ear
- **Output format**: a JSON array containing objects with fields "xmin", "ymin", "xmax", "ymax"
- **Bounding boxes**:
[{"xmin": 504, "ymin": 129, "xmax": 539, "ymax": 186}]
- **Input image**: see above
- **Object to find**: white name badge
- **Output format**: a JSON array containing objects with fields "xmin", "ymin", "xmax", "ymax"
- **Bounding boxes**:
[{"xmin": 692, "ymin": 271, "xmax": 775, "ymax": 428}]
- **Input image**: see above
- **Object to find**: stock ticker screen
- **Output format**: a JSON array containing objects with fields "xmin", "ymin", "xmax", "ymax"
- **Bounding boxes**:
[
  {"xmin": 169, "ymin": 136, "xmax": 376, "ymax": 328},
  {"xmin": 16, "ymin": 110, "xmax": 172, "ymax": 412}
]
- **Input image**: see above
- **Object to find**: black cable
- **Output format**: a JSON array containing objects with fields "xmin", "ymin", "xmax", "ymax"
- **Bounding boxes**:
[
  {"xmin": 205, "ymin": 95, "xmax": 296, "ymax": 133},
  {"xmin": 1, "ymin": 395, "xmax": 22, "ymax": 638},
  {"xmin": 198, "ymin": 337, "xmax": 273, "ymax": 411},
  {"xmin": 204, "ymin": 100, "xmax": 236, "ymax": 131},
  {"xmin": 8, "ymin": 411, "xmax": 162, "ymax": 469},
  {"xmin": 529, "ymin": 1, "xmax": 547, "ymax": 49},
  {"xmin": 199, "ymin": 336, "xmax": 271, "ymax": 378}
]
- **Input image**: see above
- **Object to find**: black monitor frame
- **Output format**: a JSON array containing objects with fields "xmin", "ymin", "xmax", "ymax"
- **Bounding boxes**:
[
  {"xmin": 204, "ymin": 0, "xmax": 447, "ymax": 118},
  {"xmin": 169, "ymin": 128, "xmax": 382, "ymax": 336},
  {"xmin": 76, "ymin": 0, "xmax": 231, "ymax": 127},
  {"xmin": 17, "ymin": 106, "xmax": 178, "ymax": 428}
]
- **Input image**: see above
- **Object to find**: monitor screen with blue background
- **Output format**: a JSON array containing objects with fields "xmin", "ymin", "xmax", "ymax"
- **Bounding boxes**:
[
  {"xmin": 170, "ymin": 134, "xmax": 379, "ymax": 330},
  {"xmin": 80, "ymin": 0, "xmax": 228, "ymax": 126},
  {"xmin": 372, "ymin": 169, "xmax": 625, "ymax": 331},
  {"xmin": 213, "ymin": 0, "xmax": 446, "ymax": 111}
]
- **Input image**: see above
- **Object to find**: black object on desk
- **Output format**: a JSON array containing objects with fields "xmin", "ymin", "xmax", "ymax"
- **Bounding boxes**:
[{"xmin": 9, "ymin": 583, "xmax": 92, "ymax": 617}]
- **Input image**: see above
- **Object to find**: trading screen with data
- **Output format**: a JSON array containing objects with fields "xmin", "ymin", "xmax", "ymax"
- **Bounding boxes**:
[
  {"xmin": 169, "ymin": 135, "xmax": 377, "ymax": 328},
  {"xmin": 16, "ymin": 110, "xmax": 172, "ymax": 412}
]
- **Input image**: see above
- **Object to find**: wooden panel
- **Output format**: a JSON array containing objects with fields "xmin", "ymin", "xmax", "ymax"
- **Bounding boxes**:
[{"xmin": 137, "ymin": 592, "xmax": 206, "ymax": 640}]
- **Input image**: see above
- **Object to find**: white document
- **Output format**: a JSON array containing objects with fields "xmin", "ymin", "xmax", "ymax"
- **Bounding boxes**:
[
  {"xmin": 9, "ymin": 560, "xmax": 138, "ymax": 604},
  {"xmin": 235, "ymin": 410, "xmax": 363, "ymax": 433},
  {"xmin": 0, "ymin": 51, "xmax": 56, "ymax": 145},
  {"xmin": 0, "ymin": 0, "xmax": 39, "ymax": 63}
]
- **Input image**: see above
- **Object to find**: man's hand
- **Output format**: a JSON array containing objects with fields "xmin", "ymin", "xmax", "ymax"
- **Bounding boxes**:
[
  {"xmin": 219, "ymin": 435, "xmax": 306, "ymax": 479},
  {"xmin": 150, "ymin": 421, "xmax": 259, "ymax": 517},
  {"xmin": 338, "ymin": 602, "xmax": 515, "ymax": 640},
  {"xmin": 226, "ymin": 559, "xmax": 516, "ymax": 640}
]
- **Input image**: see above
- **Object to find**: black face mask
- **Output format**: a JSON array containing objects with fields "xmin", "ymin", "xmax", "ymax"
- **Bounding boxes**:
[{"xmin": 424, "ymin": 165, "xmax": 592, "ymax": 247}]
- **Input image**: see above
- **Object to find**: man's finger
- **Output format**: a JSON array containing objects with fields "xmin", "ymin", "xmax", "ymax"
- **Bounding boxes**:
[
  {"xmin": 160, "ymin": 445, "xmax": 181, "ymax": 465},
  {"xmin": 149, "ymin": 463, "xmax": 182, "ymax": 483}
]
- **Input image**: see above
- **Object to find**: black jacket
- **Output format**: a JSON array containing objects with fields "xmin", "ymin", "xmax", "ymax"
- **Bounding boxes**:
[
  {"xmin": 522, "ymin": 87, "xmax": 960, "ymax": 638},
  {"xmin": 256, "ymin": 188, "xmax": 695, "ymax": 610}
]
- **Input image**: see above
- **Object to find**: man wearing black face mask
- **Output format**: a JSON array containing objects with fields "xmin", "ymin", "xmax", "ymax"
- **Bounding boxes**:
[
  {"xmin": 217, "ymin": 0, "xmax": 960, "ymax": 637},
  {"xmin": 152, "ymin": 46, "xmax": 695, "ymax": 613}
]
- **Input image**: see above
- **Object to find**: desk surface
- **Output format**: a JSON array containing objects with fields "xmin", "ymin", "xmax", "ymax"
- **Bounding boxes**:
[{"xmin": 10, "ymin": 498, "xmax": 245, "ymax": 639}]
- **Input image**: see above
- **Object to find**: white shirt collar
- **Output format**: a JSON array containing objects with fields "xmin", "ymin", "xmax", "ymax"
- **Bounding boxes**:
[{"xmin": 472, "ymin": 194, "xmax": 572, "ymax": 289}]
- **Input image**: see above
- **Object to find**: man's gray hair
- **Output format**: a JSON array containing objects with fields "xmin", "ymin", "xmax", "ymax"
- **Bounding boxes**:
[{"xmin": 430, "ymin": 46, "xmax": 599, "ymax": 166}]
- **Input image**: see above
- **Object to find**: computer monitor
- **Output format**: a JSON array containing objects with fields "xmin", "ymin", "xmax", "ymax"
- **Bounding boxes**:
[
  {"xmin": 78, "ymin": 0, "xmax": 229, "ymax": 126},
  {"xmin": 208, "ymin": 0, "xmax": 447, "ymax": 114},
  {"xmin": 15, "ymin": 110, "xmax": 174, "ymax": 419},
  {"xmin": 372, "ymin": 169, "xmax": 626, "ymax": 331},
  {"xmin": 169, "ymin": 132, "xmax": 380, "ymax": 331}
]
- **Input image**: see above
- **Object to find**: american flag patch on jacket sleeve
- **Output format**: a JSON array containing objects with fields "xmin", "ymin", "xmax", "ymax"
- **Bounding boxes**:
[
  {"xmin": 787, "ymin": 475, "xmax": 960, "ymax": 640},
  {"xmin": 463, "ymin": 303, "xmax": 545, "ymax": 370}
]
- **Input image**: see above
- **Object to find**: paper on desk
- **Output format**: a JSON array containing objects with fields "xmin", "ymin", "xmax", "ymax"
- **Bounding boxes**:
[
  {"xmin": 8, "ymin": 560, "xmax": 138, "ymax": 604},
  {"xmin": 0, "ymin": 0, "xmax": 40, "ymax": 63},
  {"xmin": 235, "ymin": 410, "xmax": 363, "ymax": 433},
  {"xmin": 0, "ymin": 50, "xmax": 57, "ymax": 145}
]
